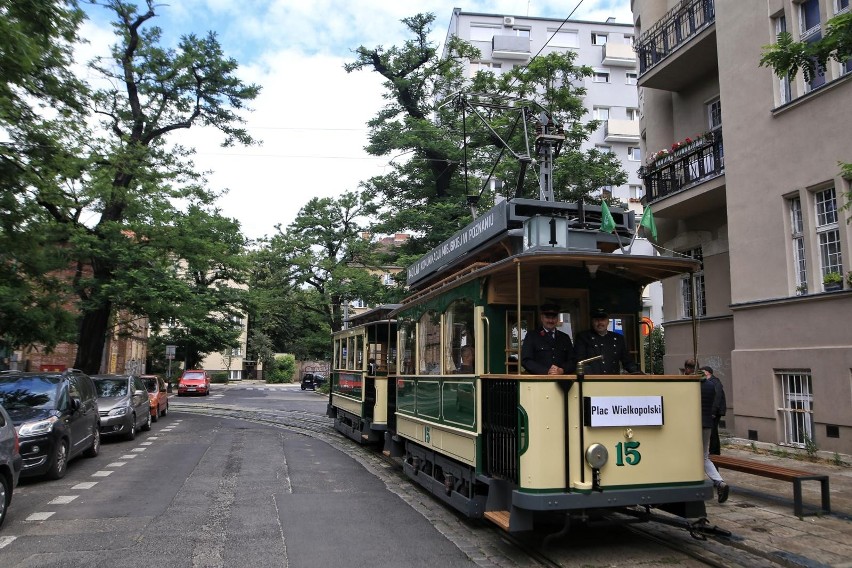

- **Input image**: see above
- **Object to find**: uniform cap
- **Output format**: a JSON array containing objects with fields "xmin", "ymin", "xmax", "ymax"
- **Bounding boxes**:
[
  {"xmin": 540, "ymin": 303, "xmax": 560, "ymax": 315},
  {"xmin": 590, "ymin": 307, "xmax": 609, "ymax": 319},
  {"xmin": 700, "ymin": 366, "xmax": 713, "ymax": 374}
]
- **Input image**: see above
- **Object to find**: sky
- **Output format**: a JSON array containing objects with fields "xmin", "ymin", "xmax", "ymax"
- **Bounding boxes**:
[{"xmin": 80, "ymin": 0, "xmax": 633, "ymax": 241}]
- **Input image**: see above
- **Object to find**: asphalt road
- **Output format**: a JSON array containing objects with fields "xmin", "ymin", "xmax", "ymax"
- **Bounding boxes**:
[{"xmin": 0, "ymin": 384, "xmax": 473, "ymax": 567}]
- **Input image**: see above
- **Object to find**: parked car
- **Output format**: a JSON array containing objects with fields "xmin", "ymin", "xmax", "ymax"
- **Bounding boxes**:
[
  {"xmin": 140, "ymin": 375, "xmax": 168, "ymax": 422},
  {"xmin": 92, "ymin": 375, "xmax": 151, "ymax": 441},
  {"xmin": 300, "ymin": 373, "xmax": 326, "ymax": 391},
  {"xmin": 0, "ymin": 403, "xmax": 22, "ymax": 528},
  {"xmin": 177, "ymin": 370, "xmax": 210, "ymax": 396},
  {"xmin": 0, "ymin": 370, "xmax": 100, "ymax": 479}
]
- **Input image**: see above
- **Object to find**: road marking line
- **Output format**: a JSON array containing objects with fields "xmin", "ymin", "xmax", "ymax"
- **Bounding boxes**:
[
  {"xmin": 0, "ymin": 536, "xmax": 16, "ymax": 549},
  {"xmin": 131, "ymin": 447, "xmax": 146, "ymax": 452},
  {"xmin": 92, "ymin": 470, "xmax": 114, "ymax": 477},
  {"xmin": 148, "ymin": 436, "xmax": 160, "ymax": 440},
  {"xmin": 27, "ymin": 512, "xmax": 55, "ymax": 521},
  {"xmin": 121, "ymin": 454, "xmax": 137, "ymax": 459},
  {"xmin": 107, "ymin": 461, "xmax": 127, "ymax": 467},
  {"xmin": 48, "ymin": 495, "xmax": 78, "ymax": 504},
  {"xmin": 140, "ymin": 442, "xmax": 153, "ymax": 446},
  {"xmin": 72, "ymin": 482, "xmax": 98, "ymax": 489}
]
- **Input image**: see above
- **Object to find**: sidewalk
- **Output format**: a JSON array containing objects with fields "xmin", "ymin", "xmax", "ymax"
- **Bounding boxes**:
[{"xmin": 704, "ymin": 442, "xmax": 852, "ymax": 567}]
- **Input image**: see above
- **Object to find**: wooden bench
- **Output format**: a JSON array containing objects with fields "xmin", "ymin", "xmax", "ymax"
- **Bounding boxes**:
[{"xmin": 710, "ymin": 454, "xmax": 831, "ymax": 517}]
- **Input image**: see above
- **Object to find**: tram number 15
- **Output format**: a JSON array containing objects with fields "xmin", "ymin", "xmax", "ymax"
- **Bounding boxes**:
[{"xmin": 614, "ymin": 441, "xmax": 641, "ymax": 466}]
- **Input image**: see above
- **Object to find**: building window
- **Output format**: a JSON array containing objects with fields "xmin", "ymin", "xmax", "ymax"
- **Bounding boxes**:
[
  {"xmin": 707, "ymin": 98, "xmax": 722, "ymax": 130},
  {"xmin": 800, "ymin": 0, "xmax": 821, "ymax": 37},
  {"xmin": 625, "ymin": 35, "xmax": 635, "ymax": 46},
  {"xmin": 230, "ymin": 347, "xmax": 242, "ymax": 357},
  {"xmin": 592, "ymin": 33, "xmax": 608, "ymax": 45},
  {"xmin": 790, "ymin": 197, "xmax": 808, "ymax": 292},
  {"xmin": 511, "ymin": 28, "xmax": 531, "ymax": 38},
  {"xmin": 593, "ymin": 71, "xmax": 610, "ymax": 83},
  {"xmin": 627, "ymin": 108, "xmax": 640, "ymax": 121},
  {"xmin": 815, "ymin": 187, "xmax": 843, "ymax": 281},
  {"xmin": 470, "ymin": 61, "xmax": 503, "ymax": 76},
  {"xmin": 774, "ymin": 15, "xmax": 793, "ymax": 104},
  {"xmin": 549, "ymin": 29, "xmax": 579, "ymax": 48},
  {"xmin": 681, "ymin": 247, "xmax": 706, "ymax": 317},
  {"xmin": 595, "ymin": 144, "xmax": 612, "ymax": 154},
  {"xmin": 625, "ymin": 72, "xmax": 638, "ymax": 85},
  {"xmin": 593, "ymin": 106, "xmax": 609, "ymax": 120},
  {"xmin": 470, "ymin": 24, "xmax": 500, "ymax": 42},
  {"xmin": 777, "ymin": 370, "xmax": 814, "ymax": 448},
  {"xmin": 628, "ymin": 146, "xmax": 641, "ymax": 161},
  {"xmin": 838, "ymin": 0, "xmax": 850, "ymax": 13},
  {"xmin": 629, "ymin": 185, "xmax": 643, "ymax": 200},
  {"xmin": 229, "ymin": 370, "xmax": 242, "ymax": 381}
]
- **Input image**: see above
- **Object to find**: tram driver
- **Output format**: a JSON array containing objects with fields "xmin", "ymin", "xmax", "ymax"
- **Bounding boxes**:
[
  {"xmin": 574, "ymin": 308, "xmax": 641, "ymax": 374},
  {"xmin": 521, "ymin": 303, "xmax": 577, "ymax": 375}
]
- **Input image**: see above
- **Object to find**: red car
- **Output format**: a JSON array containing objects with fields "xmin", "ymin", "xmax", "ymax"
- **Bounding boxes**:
[
  {"xmin": 140, "ymin": 374, "xmax": 169, "ymax": 420},
  {"xmin": 177, "ymin": 370, "xmax": 210, "ymax": 396}
]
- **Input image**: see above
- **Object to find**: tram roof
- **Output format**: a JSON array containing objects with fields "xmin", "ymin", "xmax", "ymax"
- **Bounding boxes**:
[
  {"xmin": 343, "ymin": 304, "xmax": 401, "ymax": 327},
  {"xmin": 392, "ymin": 250, "xmax": 700, "ymax": 315}
]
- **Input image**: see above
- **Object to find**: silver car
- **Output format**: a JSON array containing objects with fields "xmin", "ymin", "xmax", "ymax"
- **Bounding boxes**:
[
  {"xmin": 0, "ymin": 403, "xmax": 22, "ymax": 528},
  {"xmin": 92, "ymin": 375, "xmax": 151, "ymax": 441}
]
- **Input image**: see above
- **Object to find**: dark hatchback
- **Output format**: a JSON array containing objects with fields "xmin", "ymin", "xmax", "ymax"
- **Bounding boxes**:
[
  {"xmin": 300, "ymin": 373, "xmax": 326, "ymax": 391},
  {"xmin": 0, "ymin": 370, "xmax": 101, "ymax": 479}
]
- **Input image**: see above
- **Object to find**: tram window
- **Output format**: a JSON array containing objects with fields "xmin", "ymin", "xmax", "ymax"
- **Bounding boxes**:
[
  {"xmin": 418, "ymin": 311, "xmax": 442, "ymax": 374},
  {"xmin": 355, "ymin": 335, "xmax": 364, "ymax": 370},
  {"xmin": 399, "ymin": 323, "xmax": 415, "ymax": 375},
  {"xmin": 446, "ymin": 299, "xmax": 475, "ymax": 374}
]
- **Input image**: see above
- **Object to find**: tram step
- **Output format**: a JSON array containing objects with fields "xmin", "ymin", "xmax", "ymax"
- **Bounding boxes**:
[{"xmin": 484, "ymin": 510, "xmax": 511, "ymax": 531}]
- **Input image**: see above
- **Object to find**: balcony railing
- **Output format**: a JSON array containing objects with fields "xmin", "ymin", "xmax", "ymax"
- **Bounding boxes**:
[
  {"xmin": 636, "ymin": 0, "xmax": 715, "ymax": 76},
  {"xmin": 639, "ymin": 129, "xmax": 724, "ymax": 202}
]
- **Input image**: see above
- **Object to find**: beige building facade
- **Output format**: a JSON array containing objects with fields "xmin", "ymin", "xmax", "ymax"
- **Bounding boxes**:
[{"xmin": 632, "ymin": 0, "xmax": 852, "ymax": 453}]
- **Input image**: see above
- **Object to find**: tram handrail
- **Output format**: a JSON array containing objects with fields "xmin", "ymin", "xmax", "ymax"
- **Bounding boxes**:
[{"xmin": 480, "ymin": 314, "xmax": 491, "ymax": 375}]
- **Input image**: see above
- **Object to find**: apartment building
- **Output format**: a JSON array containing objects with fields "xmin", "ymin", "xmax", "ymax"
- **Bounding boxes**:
[
  {"xmin": 633, "ymin": 0, "xmax": 852, "ymax": 453},
  {"xmin": 443, "ymin": 9, "xmax": 664, "ymax": 325}
]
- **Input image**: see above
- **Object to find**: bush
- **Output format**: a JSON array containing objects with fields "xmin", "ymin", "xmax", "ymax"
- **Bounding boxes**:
[
  {"xmin": 210, "ymin": 372, "xmax": 229, "ymax": 384},
  {"xmin": 266, "ymin": 354, "xmax": 295, "ymax": 384}
]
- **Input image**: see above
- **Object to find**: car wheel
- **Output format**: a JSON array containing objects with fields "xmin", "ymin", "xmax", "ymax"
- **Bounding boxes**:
[
  {"xmin": 0, "ymin": 473, "xmax": 10, "ymax": 528},
  {"xmin": 162, "ymin": 402, "xmax": 168, "ymax": 417},
  {"xmin": 125, "ymin": 416, "xmax": 137, "ymax": 441},
  {"xmin": 301, "ymin": 386, "xmax": 306, "ymax": 390},
  {"xmin": 151, "ymin": 409, "xmax": 159, "ymax": 423},
  {"xmin": 83, "ymin": 426, "xmax": 100, "ymax": 458},
  {"xmin": 46, "ymin": 439, "xmax": 69, "ymax": 480},
  {"xmin": 142, "ymin": 412, "xmax": 152, "ymax": 432}
]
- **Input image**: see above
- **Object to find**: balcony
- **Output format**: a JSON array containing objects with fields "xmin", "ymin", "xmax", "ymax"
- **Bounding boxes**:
[
  {"xmin": 492, "ymin": 35, "xmax": 531, "ymax": 60},
  {"xmin": 602, "ymin": 43, "xmax": 637, "ymax": 67},
  {"xmin": 604, "ymin": 119, "xmax": 640, "ymax": 143},
  {"xmin": 639, "ymin": 129, "xmax": 724, "ymax": 203},
  {"xmin": 636, "ymin": 0, "xmax": 717, "ymax": 91}
]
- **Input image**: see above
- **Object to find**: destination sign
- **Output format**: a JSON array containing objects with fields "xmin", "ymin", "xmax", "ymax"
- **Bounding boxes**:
[
  {"xmin": 584, "ymin": 395, "xmax": 664, "ymax": 427},
  {"xmin": 406, "ymin": 200, "xmax": 509, "ymax": 286}
]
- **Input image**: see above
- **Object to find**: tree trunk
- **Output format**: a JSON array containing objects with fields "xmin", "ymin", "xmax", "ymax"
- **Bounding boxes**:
[{"xmin": 74, "ymin": 301, "xmax": 111, "ymax": 374}]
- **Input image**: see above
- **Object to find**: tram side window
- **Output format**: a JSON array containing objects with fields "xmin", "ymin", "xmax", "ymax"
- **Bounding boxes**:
[
  {"xmin": 399, "ymin": 322, "xmax": 415, "ymax": 375},
  {"xmin": 445, "ymin": 299, "xmax": 475, "ymax": 373},
  {"xmin": 355, "ymin": 334, "xmax": 364, "ymax": 370},
  {"xmin": 347, "ymin": 336, "xmax": 355, "ymax": 370},
  {"xmin": 418, "ymin": 311, "xmax": 442, "ymax": 374}
]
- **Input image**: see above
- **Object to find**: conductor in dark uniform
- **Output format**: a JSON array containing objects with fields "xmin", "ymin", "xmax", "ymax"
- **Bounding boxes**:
[
  {"xmin": 521, "ymin": 303, "xmax": 577, "ymax": 375},
  {"xmin": 574, "ymin": 308, "xmax": 641, "ymax": 374}
]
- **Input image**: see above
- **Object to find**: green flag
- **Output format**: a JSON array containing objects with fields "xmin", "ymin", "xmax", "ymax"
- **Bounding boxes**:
[
  {"xmin": 600, "ymin": 201, "xmax": 616, "ymax": 234},
  {"xmin": 639, "ymin": 206, "xmax": 657, "ymax": 241}
]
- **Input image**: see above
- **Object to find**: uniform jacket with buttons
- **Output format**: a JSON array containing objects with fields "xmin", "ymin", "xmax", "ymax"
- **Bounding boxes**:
[
  {"xmin": 521, "ymin": 327, "xmax": 577, "ymax": 375},
  {"xmin": 574, "ymin": 330, "xmax": 639, "ymax": 374}
]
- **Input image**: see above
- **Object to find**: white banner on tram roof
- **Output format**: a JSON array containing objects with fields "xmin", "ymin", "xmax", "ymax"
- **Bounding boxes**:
[{"xmin": 584, "ymin": 395, "xmax": 664, "ymax": 427}]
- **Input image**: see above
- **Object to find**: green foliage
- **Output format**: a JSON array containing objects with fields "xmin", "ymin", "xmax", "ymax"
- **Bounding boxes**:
[
  {"xmin": 643, "ymin": 326, "xmax": 665, "ymax": 374},
  {"xmin": 0, "ymin": 0, "xmax": 260, "ymax": 373},
  {"xmin": 266, "ymin": 354, "xmax": 295, "ymax": 384},
  {"xmin": 210, "ymin": 371, "xmax": 228, "ymax": 384},
  {"xmin": 833, "ymin": 452, "xmax": 844, "ymax": 466},
  {"xmin": 823, "ymin": 271, "xmax": 842, "ymax": 284},
  {"xmin": 803, "ymin": 435, "xmax": 819, "ymax": 458}
]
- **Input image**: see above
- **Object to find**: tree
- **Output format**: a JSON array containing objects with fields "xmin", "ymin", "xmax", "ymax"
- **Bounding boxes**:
[
  {"xmin": 254, "ymin": 190, "xmax": 397, "ymax": 338},
  {"xmin": 3, "ymin": 0, "xmax": 260, "ymax": 373},
  {"xmin": 760, "ymin": 11, "xmax": 851, "ymax": 214},
  {"xmin": 0, "ymin": 0, "xmax": 87, "ymax": 353},
  {"xmin": 346, "ymin": 13, "xmax": 626, "ymax": 260}
]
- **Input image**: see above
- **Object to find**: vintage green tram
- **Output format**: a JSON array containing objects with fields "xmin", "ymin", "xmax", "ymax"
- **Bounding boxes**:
[{"xmin": 328, "ymin": 197, "xmax": 712, "ymax": 532}]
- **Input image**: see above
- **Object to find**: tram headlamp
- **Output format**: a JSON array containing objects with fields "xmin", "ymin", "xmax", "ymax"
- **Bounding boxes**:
[{"xmin": 585, "ymin": 443, "xmax": 609, "ymax": 469}]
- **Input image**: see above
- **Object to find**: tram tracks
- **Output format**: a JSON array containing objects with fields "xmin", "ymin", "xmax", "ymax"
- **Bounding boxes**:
[{"xmin": 172, "ymin": 402, "xmax": 789, "ymax": 568}]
